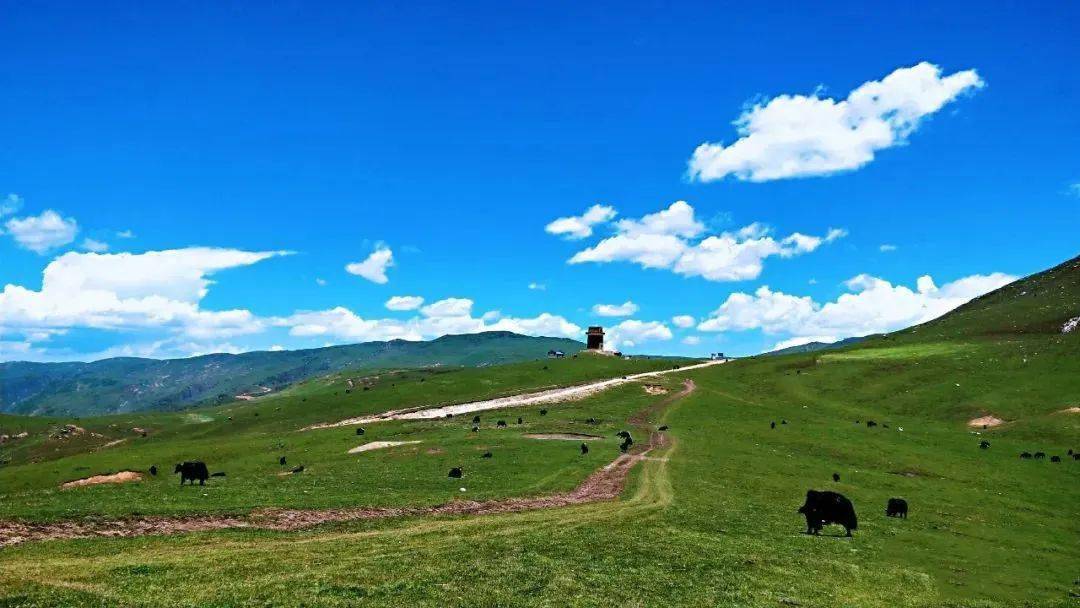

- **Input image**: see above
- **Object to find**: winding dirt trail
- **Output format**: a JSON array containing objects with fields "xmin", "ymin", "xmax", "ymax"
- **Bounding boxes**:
[
  {"xmin": 0, "ymin": 380, "xmax": 695, "ymax": 549},
  {"xmin": 303, "ymin": 359, "xmax": 722, "ymax": 430}
]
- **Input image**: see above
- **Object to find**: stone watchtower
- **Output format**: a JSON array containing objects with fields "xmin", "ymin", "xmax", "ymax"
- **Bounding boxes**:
[{"xmin": 586, "ymin": 326, "xmax": 604, "ymax": 350}]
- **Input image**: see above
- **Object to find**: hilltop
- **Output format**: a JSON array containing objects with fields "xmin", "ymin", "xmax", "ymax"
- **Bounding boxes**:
[{"xmin": 0, "ymin": 332, "xmax": 584, "ymax": 416}]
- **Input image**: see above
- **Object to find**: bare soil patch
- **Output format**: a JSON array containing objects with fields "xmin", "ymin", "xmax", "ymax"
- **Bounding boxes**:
[
  {"xmin": 524, "ymin": 433, "xmax": 603, "ymax": 441},
  {"xmin": 1058, "ymin": 406, "xmax": 1080, "ymax": 414},
  {"xmin": 643, "ymin": 384, "xmax": 668, "ymax": 395},
  {"xmin": 61, "ymin": 471, "xmax": 143, "ymax": 489},
  {"xmin": 967, "ymin": 415, "xmax": 1005, "ymax": 428},
  {"xmin": 1, "ymin": 380, "xmax": 693, "ymax": 548},
  {"xmin": 347, "ymin": 440, "xmax": 422, "ymax": 454}
]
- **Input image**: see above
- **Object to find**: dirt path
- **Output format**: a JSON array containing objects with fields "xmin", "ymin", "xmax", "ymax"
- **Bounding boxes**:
[
  {"xmin": 0, "ymin": 380, "xmax": 695, "ymax": 549},
  {"xmin": 303, "ymin": 359, "xmax": 722, "ymax": 430}
]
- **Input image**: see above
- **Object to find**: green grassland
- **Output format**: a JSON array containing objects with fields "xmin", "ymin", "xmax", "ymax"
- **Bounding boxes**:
[{"xmin": 0, "ymin": 257, "xmax": 1077, "ymax": 607}]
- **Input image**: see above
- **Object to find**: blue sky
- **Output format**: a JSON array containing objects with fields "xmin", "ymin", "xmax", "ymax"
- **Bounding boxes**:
[{"xmin": 1, "ymin": 1, "xmax": 1077, "ymax": 361}]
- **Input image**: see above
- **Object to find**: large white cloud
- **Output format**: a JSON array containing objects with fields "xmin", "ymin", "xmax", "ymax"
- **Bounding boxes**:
[
  {"xmin": 698, "ymin": 271, "xmax": 1016, "ymax": 343},
  {"xmin": 604, "ymin": 319, "xmax": 674, "ymax": 351},
  {"xmin": 545, "ymin": 204, "xmax": 617, "ymax": 240},
  {"xmin": 345, "ymin": 246, "xmax": 394, "ymax": 284},
  {"xmin": 0, "ymin": 248, "xmax": 288, "ymax": 341},
  {"xmin": 593, "ymin": 301, "xmax": 639, "ymax": 317},
  {"xmin": 4, "ymin": 209, "xmax": 78, "ymax": 254},
  {"xmin": 566, "ymin": 201, "xmax": 844, "ymax": 281},
  {"xmin": 688, "ymin": 62, "xmax": 984, "ymax": 182}
]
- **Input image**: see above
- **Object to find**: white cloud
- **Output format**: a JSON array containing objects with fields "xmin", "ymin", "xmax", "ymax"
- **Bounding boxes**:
[
  {"xmin": 269, "ymin": 344, "xmax": 285, "ymax": 352},
  {"xmin": 0, "ymin": 194, "xmax": 23, "ymax": 217},
  {"xmin": 81, "ymin": 238, "xmax": 109, "ymax": 252},
  {"xmin": 545, "ymin": 204, "xmax": 616, "ymax": 240},
  {"xmin": 672, "ymin": 315, "xmax": 696, "ymax": 328},
  {"xmin": 420, "ymin": 297, "xmax": 473, "ymax": 318},
  {"xmin": 880, "ymin": 244, "xmax": 898, "ymax": 252},
  {"xmin": 698, "ymin": 271, "xmax": 1016, "ymax": 343},
  {"xmin": 593, "ymin": 301, "xmax": 639, "ymax": 317},
  {"xmin": 605, "ymin": 319, "xmax": 673, "ymax": 351},
  {"xmin": 0, "ymin": 247, "xmax": 288, "ymax": 342},
  {"xmin": 681, "ymin": 335, "xmax": 701, "ymax": 346},
  {"xmin": 116, "ymin": 229, "xmax": 135, "ymax": 239},
  {"xmin": 385, "ymin": 295, "xmax": 424, "ymax": 311},
  {"xmin": 345, "ymin": 246, "xmax": 393, "ymax": 284},
  {"xmin": 771, "ymin": 335, "xmax": 839, "ymax": 352},
  {"xmin": 528, "ymin": 282, "xmax": 546, "ymax": 291},
  {"xmin": 315, "ymin": 278, "xmax": 327, "ymax": 286},
  {"xmin": 567, "ymin": 201, "xmax": 844, "ymax": 282},
  {"xmin": 688, "ymin": 62, "xmax": 984, "ymax": 182},
  {"xmin": 5, "ymin": 209, "xmax": 78, "ymax": 254}
]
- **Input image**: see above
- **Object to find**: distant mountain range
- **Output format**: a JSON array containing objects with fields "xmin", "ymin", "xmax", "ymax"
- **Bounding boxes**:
[
  {"xmin": 0, "ymin": 332, "xmax": 584, "ymax": 416},
  {"xmin": 763, "ymin": 336, "xmax": 870, "ymax": 357}
]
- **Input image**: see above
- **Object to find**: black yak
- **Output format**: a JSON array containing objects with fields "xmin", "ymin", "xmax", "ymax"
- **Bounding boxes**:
[
  {"xmin": 472, "ymin": 415, "xmax": 481, "ymax": 424},
  {"xmin": 1034, "ymin": 452, "xmax": 1046, "ymax": 459},
  {"xmin": 291, "ymin": 465, "xmax": 305, "ymax": 474},
  {"xmin": 979, "ymin": 440, "xmax": 990, "ymax": 450},
  {"xmin": 471, "ymin": 426, "xmax": 479, "ymax": 432},
  {"xmin": 149, "ymin": 465, "xmax": 158, "ymax": 476},
  {"xmin": 1020, "ymin": 452, "xmax": 1033, "ymax": 459},
  {"xmin": 798, "ymin": 490, "xmax": 858, "ymax": 537},
  {"xmin": 279, "ymin": 456, "xmax": 287, "ymax": 466},
  {"xmin": 886, "ymin": 498, "xmax": 908, "ymax": 518},
  {"xmin": 481, "ymin": 452, "xmax": 493, "ymax": 459},
  {"xmin": 539, "ymin": 409, "xmax": 548, "ymax": 416},
  {"xmin": 448, "ymin": 467, "xmax": 463, "ymax": 478},
  {"xmin": 581, "ymin": 443, "xmax": 589, "ymax": 455},
  {"xmin": 1073, "ymin": 453, "xmax": 1080, "ymax": 461},
  {"xmin": 832, "ymin": 473, "xmax": 840, "ymax": 482},
  {"xmin": 1050, "ymin": 455, "xmax": 1061, "ymax": 463},
  {"xmin": 616, "ymin": 431, "xmax": 634, "ymax": 453},
  {"xmin": 517, "ymin": 417, "xmax": 523, "ymax": 425},
  {"xmin": 771, "ymin": 421, "xmax": 776, "ymax": 429},
  {"xmin": 356, "ymin": 427, "xmax": 365, "ymax": 436},
  {"xmin": 658, "ymin": 425, "xmax": 669, "ymax": 431},
  {"xmin": 866, "ymin": 421, "xmax": 877, "ymax": 428},
  {"xmin": 496, "ymin": 420, "xmax": 507, "ymax": 428},
  {"xmin": 174, "ymin": 461, "xmax": 209, "ymax": 486}
]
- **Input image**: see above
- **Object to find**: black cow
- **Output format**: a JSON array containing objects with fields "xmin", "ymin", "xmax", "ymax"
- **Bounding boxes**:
[
  {"xmin": 1072, "ymin": 453, "xmax": 1080, "ymax": 461},
  {"xmin": 1020, "ymin": 452, "xmax": 1033, "ymax": 459},
  {"xmin": 580, "ymin": 443, "xmax": 589, "ymax": 455},
  {"xmin": 1034, "ymin": 452, "xmax": 1046, "ymax": 460},
  {"xmin": 472, "ymin": 415, "xmax": 481, "ymax": 424},
  {"xmin": 832, "ymin": 473, "xmax": 840, "ymax": 482},
  {"xmin": 496, "ymin": 420, "xmax": 507, "ymax": 428},
  {"xmin": 616, "ymin": 431, "xmax": 634, "ymax": 453},
  {"xmin": 448, "ymin": 467, "xmax": 463, "ymax": 479},
  {"xmin": 279, "ymin": 456, "xmax": 287, "ymax": 466},
  {"xmin": 1050, "ymin": 455, "xmax": 1061, "ymax": 463},
  {"xmin": 979, "ymin": 440, "xmax": 990, "ymax": 450},
  {"xmin": 866, "ymin": 421, "xmax": 877, "ymax": 428},
  {"xmin": 471, "ymin": 426, "xmax": 479, "ymax": 432},
  {"xmin": 174, "ymin": 461, "xmax": 209, "ymax": 486},
  {"xmin": 798, "ymin": 490, "xmax": 858, "ymax": 537},
  {"xmin": 149, "ymin": 465, "xmax": 158, "ymax": 476},
  {"xmin": 481, "ymin": 451, "xmax": 493, "ymax": 459},
  {"xmin": 658, "ymin": 425, "xmax": 669, "ymax": 431},
  {"xmin": 771, "ymin": 421, "xmax": 776, "ymax": 429},
  {"xmin": 517, "ymin": 417, "xmax": 523, "ymax": 425},
  {"xmin": 781, "ymin": 420, "xmax": 788, "ymax": 425},
  {"xmin": 445, "ymin": 413, "xmax": 454, "ymax": 419},
  {"xmin": 291, "ymin": 465, "xmax": 305, "ymax": 474},
  {"xmin": 885, "ymin": 498, "xmax": 908, "ymax": 519},
  {"xmin": 356, "ymin": 427, "xmax": 365, "ymax": 436},
  {"xmin": 539, "ymin": 409, "xmax": 548, "ymax": 416}
]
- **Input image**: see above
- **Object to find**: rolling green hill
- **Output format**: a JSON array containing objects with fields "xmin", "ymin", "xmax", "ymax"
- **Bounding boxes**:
[
  {"xmin": 0, "ymin": 332, "xmax": 585, "ymax": 416},
  {"xmin": 0, "ymin": 254, "xmax": 1077, "ymax": 607}
]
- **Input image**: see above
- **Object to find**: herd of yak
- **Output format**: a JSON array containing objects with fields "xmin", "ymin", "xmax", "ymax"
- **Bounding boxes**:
[{"xmin": 159, "ymin": 403, "xmax": 1075, "ymax": 539}]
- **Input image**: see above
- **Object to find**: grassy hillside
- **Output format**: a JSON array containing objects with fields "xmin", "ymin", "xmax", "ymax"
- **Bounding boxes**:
[
  {"xmin": 764, "ymin": 335, "xmax": 869, "ymax": 356},
  {"xmin": 0, "ymin": 256, "xmax": 1077, "ymax": 607},
  {"xmin": 0, "ymin": 332, "xmax": 585, "ymax": 416}
]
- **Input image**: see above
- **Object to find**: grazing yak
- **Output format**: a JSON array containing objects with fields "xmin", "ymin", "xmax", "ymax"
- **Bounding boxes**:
[
  {"xmin": 356, "ymin": 427, "xmax": 365, "ymax": 436},
  {"xmin": 149, "ymin": 465, "xmax": 158, "ymax": 476},
  {"xmin": 980, "ymin": 440, "xmax": 990, "ymax": 449},
  {"xmin": 496, "ymin": 420, "xmax": 508, "ymax": 428},
  {"xmin": 471, "ymin": 426, "xmax": 479, "ymax": 432},
  {"xmin": 658, "ymin": 425, "xmax": 669, "ymax": 431},
  {"xmin": 291, "ymin": 465, "xmax": 305, "ymax": 474},
  {"xmin": 481, "ymin": 452, "xmax": 493, "ymax": 459},
  {"xmin": 279, "ymin": 456, "xmax": 287, "ymax": 466},
  {"xmin": 517, "ymin": 417, "xmax": 523, "ymax": 425},
  {"xmin": 1020, "ymin": 452, "xmax": 1033, "ymax": 459},
  {"xmin": 174, "ymin": 461, "xmax": 210, "ymax": 486},
  {"xmin": 1034, "ymin": 452, "xmax": 1046, "ymax": 460},
  {"xmin": 539, "ymin": 409, "xmax": 548, "ymax": 416},
  {"xmin": 771, "ymin": 421, "xmax": 776, "ymax": 429},
  {"xmin": 616, "ymin": 430, "xmax": 634, "ymax": 453},
  {"xmin": 798, "ymin": 490, "xmax": 858, "ymax": 537},
  {"xmin": 886, "ymin": 498, "xmax": 908, "ymax": 518},
  {"xmin": 832, "ymin": 473, "xmax": 840, "ymax": 482},
  {"xmin": 448, "ymin": 467, "xmax": 463, "ymax": 479},
  {"xmin": 866, "ymin": 421, "xmax": 877, "ymax": 428},
  {"xmin": 472, "ymin": 415, "xmax": 481, "ymax": 424},
  {"xmin": 1050, "ymin": 455, "xmax": 1061, "ymax": 463},
  {"xmin": 581, "ymin": 443, "xmax": 589, "ymax": 455}
]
